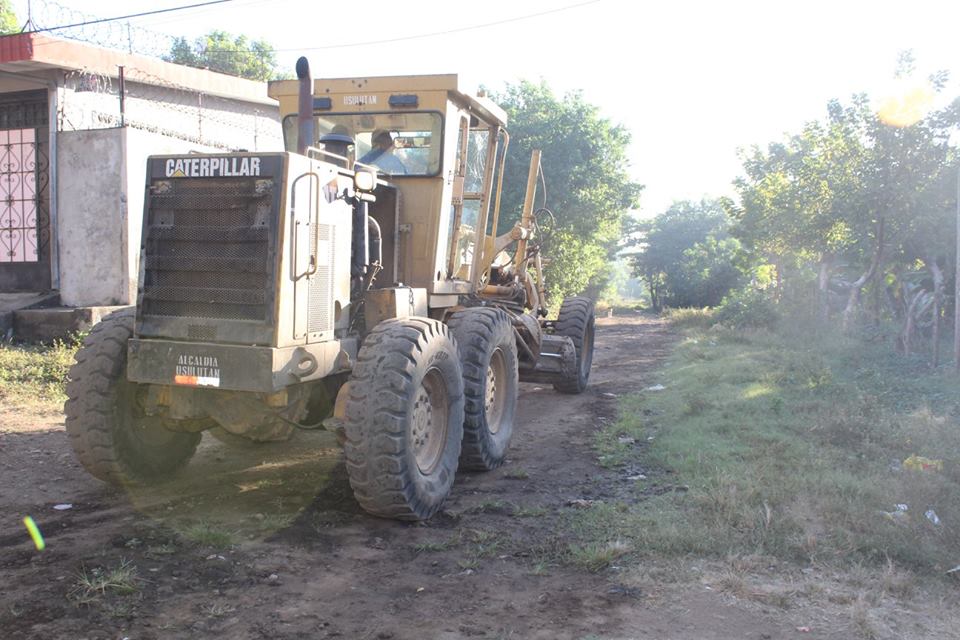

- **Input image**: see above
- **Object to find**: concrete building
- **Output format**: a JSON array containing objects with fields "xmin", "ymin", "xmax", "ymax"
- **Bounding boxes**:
[{"xmin": 0, "ymin": 32, "xmax": 281, "ymax": 336}]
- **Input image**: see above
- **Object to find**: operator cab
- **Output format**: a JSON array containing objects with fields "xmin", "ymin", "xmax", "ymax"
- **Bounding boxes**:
[{"xmin": 268, "ymin": 74, "xmax": 509, "ymax": 300}]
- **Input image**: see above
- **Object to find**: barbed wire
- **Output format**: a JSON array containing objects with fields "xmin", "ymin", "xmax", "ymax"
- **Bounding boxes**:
[
  {"xmin": 57, "ymin": 65, "xmax": 282, "ymax": 152},
  {"xmin": 27, "ymin": 0, "xmax": 236, "ymax": 33},
  {"xmin": 27, "ymin": 0, "xmax": 179, "ymax": 58},
  {"xmin": 63, "ymin": 68, "xmax": 113, "ymax": 94}
]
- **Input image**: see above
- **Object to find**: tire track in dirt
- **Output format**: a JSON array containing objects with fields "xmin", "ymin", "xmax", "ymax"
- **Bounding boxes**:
[{"xmin": 1, "ymin": 315, "xmax": 809, "ymax": 639}]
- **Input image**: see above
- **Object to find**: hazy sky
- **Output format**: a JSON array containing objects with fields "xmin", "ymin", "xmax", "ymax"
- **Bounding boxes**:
[{"xmin": 13, "ymin": 0, "xmax": 960, "ymax": 215}]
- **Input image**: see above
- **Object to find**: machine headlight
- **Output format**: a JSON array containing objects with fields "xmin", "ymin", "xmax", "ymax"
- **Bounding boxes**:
[{"xmin": 354, "ymin": 170, "xmax": 377, "ymax": 192}]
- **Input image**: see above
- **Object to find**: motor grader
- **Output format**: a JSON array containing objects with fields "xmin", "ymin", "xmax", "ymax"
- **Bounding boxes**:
[{"xmin": 64, "ymin": 58, "xmax": 595, "ymax": 521}]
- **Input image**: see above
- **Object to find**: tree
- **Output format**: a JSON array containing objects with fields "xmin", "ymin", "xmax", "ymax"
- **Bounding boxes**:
[
  {"xmin": 166, "ymin": 31, "xmax": 277, "ymax": 81},
  {"xmin": 491, "ymin": 81, "xmax": 643, "ymax": 303},
  {"xmin": 0, "ymin": 1, "xmax": 18, "ymax": 34},
  {"xmin": 730, "ymin": 53, "xmax": 960, "ymax": 357},
  {"xmin": 730, "ymin": 96, "xmax": 871, "ymax": 315},
  {"xmin": 633, "ymin": 199, "xmax": 743, "ymax": 309}
]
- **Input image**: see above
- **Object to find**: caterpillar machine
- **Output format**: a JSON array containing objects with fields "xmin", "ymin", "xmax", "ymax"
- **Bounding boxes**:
[{"xmin": 64, "ymin": 58, "xmax": 595, "ymax": 520}]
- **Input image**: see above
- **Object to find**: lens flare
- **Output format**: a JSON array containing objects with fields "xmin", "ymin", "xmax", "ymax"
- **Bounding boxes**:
[
  {"xmin": 23, "ymin": 516, "xmax": 45, "ymax": 550},
  {"xmin": 877, "ymin": 82, "xmax": 934, "ymax": 128}
]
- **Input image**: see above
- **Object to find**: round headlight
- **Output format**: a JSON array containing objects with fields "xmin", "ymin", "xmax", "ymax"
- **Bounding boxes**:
[{"xmin": 354, "ymin": 170, "xmax": 376, "ymax": 192}]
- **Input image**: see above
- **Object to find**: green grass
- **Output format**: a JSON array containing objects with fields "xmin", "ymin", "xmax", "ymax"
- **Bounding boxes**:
[
  {"xmin": 68, "ymin": 559, "xmax": 140, "ymax": 605},
  {"xmin": 568, "ymin": 539, "xmax": 631, "ymax": 572},
  {"xmin": 514, "ymin": 505, "xmax": 548, "ymax": 518},
  {"xmin": 662, "ymin": 307, "xmax": 715, "ymax": 329},
  {"xmin": 182, "ymin": 521, "xmax": 235, "ymax": 549},
  {"xmin": 0, "ymin": 337, "xmax": 80, "ymax": 407},
  {"xmin": 584, "ymin": 321, "xmax": 960, "ymax": 576},
  {"xmin": 414, "ymin": 538, "xmax": 457, "ymax": 553}
]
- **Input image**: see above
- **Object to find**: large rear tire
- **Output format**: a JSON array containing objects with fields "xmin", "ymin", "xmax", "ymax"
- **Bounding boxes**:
[
  {"xmin": 448, "ymin": 307, "xmax": 518, "ymax": 471},
  {"xmin": 64, "ymin": 310, "xmax": 201, "ymax": 485},
  {"xmin": 552, "ymin": 297, "xmax": 595, "ymax": 394},
  {"xmin": 343, "ymin": 318, "xmax": 464, "ymax": 520}
]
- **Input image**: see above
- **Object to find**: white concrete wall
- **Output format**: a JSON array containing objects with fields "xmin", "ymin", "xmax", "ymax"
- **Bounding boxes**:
[
  {"xmin": 57, "ymin": 128, "xmax": 126, "ymax": 306},
  {"xmin": 57, "ymin": 127, "xmax": 225, "ymax": 306}
]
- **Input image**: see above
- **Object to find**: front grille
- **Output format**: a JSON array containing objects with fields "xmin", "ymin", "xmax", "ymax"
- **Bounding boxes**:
[{"xmin": 141, "ymin": 177, "xmax": 274, "ymax": 325}]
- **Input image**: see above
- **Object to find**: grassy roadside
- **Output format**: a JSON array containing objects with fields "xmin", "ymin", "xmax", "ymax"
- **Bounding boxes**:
[
  {"xmin": 0, "ymin": 338, "xmax": 79, "ymax": 410},
  {"xmin": 578, "ymin": 312, "xmax": 960, "ymax": 578}
]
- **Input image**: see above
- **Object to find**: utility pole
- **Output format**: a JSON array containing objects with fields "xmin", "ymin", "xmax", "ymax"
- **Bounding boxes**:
[{"xmin": 954, "ymin": 165, "xmax": 960, "ymax": 370}]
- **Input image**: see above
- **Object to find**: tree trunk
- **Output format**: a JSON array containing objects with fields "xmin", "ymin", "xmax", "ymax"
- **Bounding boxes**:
[
  {"xmin": 929, "ymin": 257, "xmax": 945, "ymax": 367},
  {"xmin": 774, "ymin": 260, "xmax": 783, "ymax": 302},
  {"xmin": 889, "ymin": 267, "xmax": 906, "ymax": 321},
  {"xmin": 899, "ymin": 285, "xmax": 923, "ymax": 355},
  {"xmin": 843, "ymin": 218, "xmax": 885, "ymax": 332},
  {"xmin": 872, "ymin": 272, "xmax": 882, "ymax": 328},
  {"xmin": 898, "ymin": 284, "xmax": 935, "ymax": 356},
  {"xmin": 648, "ymin": 275, "xmax": 661, "ymax": 312},
  {"xmin": 817, "ymin": 255, "xmax": 833, "ymax": 322},
  {"xmin": 883, "ymin": 283, "xmax": 899, "ymax": 320}
]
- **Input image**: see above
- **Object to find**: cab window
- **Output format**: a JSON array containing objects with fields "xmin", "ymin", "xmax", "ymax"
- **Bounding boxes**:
[{"xmin": 282, "ymin": 112, "xmax": 443, "ymax": 177}]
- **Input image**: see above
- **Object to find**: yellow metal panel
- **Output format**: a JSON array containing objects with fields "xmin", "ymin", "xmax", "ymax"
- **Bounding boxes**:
[
  {"xmin": 269, "ymin": 75, "xmax": 459, "ymax": 99},
  {"xmin": 268, "ymin": 74, "xmax": 507, "ymax": 127}
]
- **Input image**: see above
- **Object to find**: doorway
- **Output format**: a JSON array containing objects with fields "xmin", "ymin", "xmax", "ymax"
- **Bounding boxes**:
[{"xmin": 0, "ymin": 90, "xmax": 51, "ymax": 291}]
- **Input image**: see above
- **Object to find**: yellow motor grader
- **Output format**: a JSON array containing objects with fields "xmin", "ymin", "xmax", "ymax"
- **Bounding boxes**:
[{"xmin": 64, "ymin": 58, "xmax": 595, "ymax": 520}]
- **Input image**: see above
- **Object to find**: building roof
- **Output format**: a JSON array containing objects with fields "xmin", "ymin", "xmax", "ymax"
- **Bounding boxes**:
[{"xmin": 0, "ymin": 32, "xmax": 274, "ymax": 105}]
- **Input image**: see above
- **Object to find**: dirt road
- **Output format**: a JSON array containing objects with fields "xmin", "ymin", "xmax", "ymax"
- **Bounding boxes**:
[{"xmin": 0, "ymin": 316, "xmax": 824, "ymax": 639}]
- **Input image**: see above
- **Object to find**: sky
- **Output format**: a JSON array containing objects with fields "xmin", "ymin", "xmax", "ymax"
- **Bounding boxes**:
[{"xmin": 11, "ymin": 0, "xmax": 960, "ymax": 216}]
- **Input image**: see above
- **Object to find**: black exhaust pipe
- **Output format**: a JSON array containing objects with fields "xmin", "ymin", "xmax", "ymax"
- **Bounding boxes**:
[{"xmin": 295, "ymin": 56, "xmax": 314, "ymax": 155}]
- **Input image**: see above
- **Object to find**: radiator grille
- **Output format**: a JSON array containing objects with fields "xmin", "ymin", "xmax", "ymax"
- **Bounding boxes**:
[
  {"xmin": 141, "ymin": 178, "xmax": 274, "ymax": 324},
  {"xmin": 307, "ymin": 224, "xmax": 334, "ymax": 333}
]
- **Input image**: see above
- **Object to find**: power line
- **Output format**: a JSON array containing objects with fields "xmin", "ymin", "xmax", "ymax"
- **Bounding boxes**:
[
  {"xmin": 21, "ymin": 0, "xmax": 601, "ymax": 64},
  {"xmin": 24, "ymin": 0, "xmax": 238, "ymax": 34},
  {"xmin": 273, "ymin": 0, "xmax": 602, "ymax": 52},
  {"xmin": 114, "ymin": 0, "xmax": 603, "ymax": 54}
]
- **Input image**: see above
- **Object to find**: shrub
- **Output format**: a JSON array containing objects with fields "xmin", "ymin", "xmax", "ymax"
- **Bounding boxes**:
[
  {"xmin": 664, "ymin": 307, "xmax": 715, "ymax": 329},
  {"xmin": 715, "ymin": 288, "xmax": 778, "ymax": 330}
]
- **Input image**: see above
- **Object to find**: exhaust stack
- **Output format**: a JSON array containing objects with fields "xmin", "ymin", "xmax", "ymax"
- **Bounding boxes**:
[{"xmin": 295, "ymin": 56, "xmax": 314, "ymax": 155}]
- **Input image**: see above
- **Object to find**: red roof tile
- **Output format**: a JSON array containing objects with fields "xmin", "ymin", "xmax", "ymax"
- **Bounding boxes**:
[{"xmin": 0, "ymin": 33, "xmax": 33, "ymax": 64}]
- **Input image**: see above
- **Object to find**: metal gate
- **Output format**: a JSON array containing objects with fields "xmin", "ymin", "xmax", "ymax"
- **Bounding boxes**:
[{"xmin": 0, "ymin": 90, "xmax": 51, "ymax": 291}]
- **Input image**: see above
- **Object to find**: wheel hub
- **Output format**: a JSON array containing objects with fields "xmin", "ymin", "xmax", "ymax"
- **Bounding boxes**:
[
  {"xmin": 411, "ymin": 368, "xmax": 449, "ymax": 474},
  {"xmin": 485, "ymin": 348, "xmax": 507, "ymax": 435}
]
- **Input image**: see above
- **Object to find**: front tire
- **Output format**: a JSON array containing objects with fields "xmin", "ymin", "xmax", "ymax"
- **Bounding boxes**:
[
  {"xmin": 343, "ymin": 318, "xmax": 464, "ymax": 520},
  {"xmin": 448, "ymin": 307, "xmax": 519, "ymax": 470},
  {"xmin": 553, "ymin": 297, "xmax": 595, "ymax": 394},
  {"xmin": 64, "ymin": 310, "xmax": 201, "ymax": 485}
]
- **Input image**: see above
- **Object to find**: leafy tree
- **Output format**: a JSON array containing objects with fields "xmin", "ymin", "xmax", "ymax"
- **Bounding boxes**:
[
  {"xmin": 633, "ymin": 199, "xmax": 743, "ymax": 309},
  {"xmin": 730, "ymin": 96, "xmax": 871, "ymax": 314},
  {"xmin": 492, "ymin": 80, "xmax": 643, "ymax": 303},
  {"xmin": 730, "ymin": 54, "xmax": 960, "ymax": 353},
  {"xmin": 166, "ymin": 31, "xmax": 277, "ymax": 81},
  {"xmin": 0, "ymin": 1, "xmax": 18, "ymax": 34},
  {"xmin": 673, "ymin": 234, "xmax": 744, "ymax": 307}
]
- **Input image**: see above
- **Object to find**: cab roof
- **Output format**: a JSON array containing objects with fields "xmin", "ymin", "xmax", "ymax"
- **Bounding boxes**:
[{"xmin": 267, "ymin": 73, "xmax": 508, "ymax": 128}]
